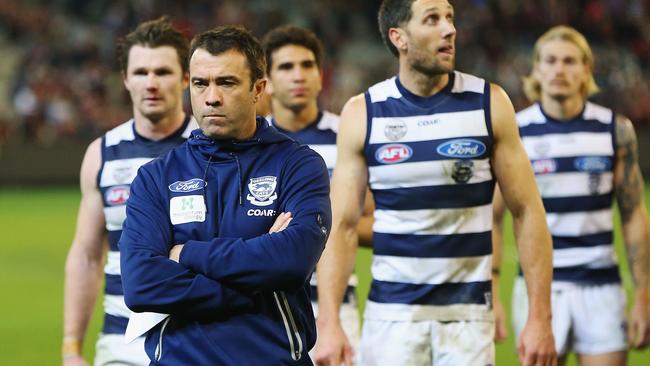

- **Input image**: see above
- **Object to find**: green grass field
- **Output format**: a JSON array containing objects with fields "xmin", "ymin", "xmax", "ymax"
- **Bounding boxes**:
[{"xmin": 1, "ymin": 186, "xmax": 649, "ymax": 365}]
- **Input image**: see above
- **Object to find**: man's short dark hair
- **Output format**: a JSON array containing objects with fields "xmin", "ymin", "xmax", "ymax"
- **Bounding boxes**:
[
  {"xmin": 378, "ymin": 0, "xmax": 416, "ymax": 57},
  {"xmin": 190, "ymin": 25, "xmax": 266, "ymax": 89},
  {"xmin": 118, "ymin": 16, "xmax": 189, "ymax": 74},
  {"xmin": 262, "ymin": 25, "xmax": 324, "ymax": 75}
]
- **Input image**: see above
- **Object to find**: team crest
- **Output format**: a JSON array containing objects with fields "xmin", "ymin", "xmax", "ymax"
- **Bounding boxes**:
[
  {"xmin": 112, "ymin": 165, "xmax": 133, "ymax": 184},
  {"xmin": 384, "ymin": 120, "xmax": 407, "ymax": 141},
  {"xmin": 451, "ymin": 160, "xmax": 474, "ymax": 184},
  {"xmin": 247, "ymin": 176, "xmax": 278, "ymax": 206}
]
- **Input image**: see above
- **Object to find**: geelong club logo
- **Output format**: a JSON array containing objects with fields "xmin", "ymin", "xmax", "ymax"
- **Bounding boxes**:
[{"xmin": 247, "ymin": 176, "xmax": 278, "ymax": 206}]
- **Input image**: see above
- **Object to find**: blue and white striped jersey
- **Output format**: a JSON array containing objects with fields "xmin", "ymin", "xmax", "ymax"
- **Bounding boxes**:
[
  {"xmin": 97, "ymin": 116, "xmax": 196, "ymax": 334},
  {"xmin": 269, "ymin": 110, "xmax": 339, "ymax": 176},
  {"xmin": 363, "ymin": 71, "xmax": 495, "ymax": 321},
  {"xmin": 269, "ymin": 111, "xmax": 358, "ymax": 304},
  {"xmin": 517, "ymin": 102, "xmax": 620, "ymax": 285}
]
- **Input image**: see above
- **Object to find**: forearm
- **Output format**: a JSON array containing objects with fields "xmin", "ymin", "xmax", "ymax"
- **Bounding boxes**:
[
  {"xmin": 63, "ymin": 245, "xmax": 104, "ymax": 340},
  {"xmin": 316, "ymin": 223, "xmax": 358, "ymax": 324},
  {"xmin": 623, "ymin": 207, "xmax": 650, "ymax": 294},
  {"xmin": 513, "ymin": 205, "xmax": 553, "ymax": 319},
  {"xmin": 180, "ymin": 219, "xmax": 326, "ymax": 292}
]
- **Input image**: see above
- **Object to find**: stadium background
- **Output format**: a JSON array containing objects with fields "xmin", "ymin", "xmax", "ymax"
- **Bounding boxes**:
[{"xmin": 0, "ymin": 0, "xmax": 649, "ymax": 364}]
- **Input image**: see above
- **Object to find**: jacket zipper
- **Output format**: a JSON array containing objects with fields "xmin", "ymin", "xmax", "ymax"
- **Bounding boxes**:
[
  {"xmin": 154, "ymin": 317, "xmax": 171, "ymax": 363},
  {"xmin": 273, "ymin": 291, "xmax": 303, "ymax": 361}
]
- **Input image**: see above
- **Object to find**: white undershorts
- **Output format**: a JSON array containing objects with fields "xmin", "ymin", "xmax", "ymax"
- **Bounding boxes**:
[
  {"xmin": 94, "ymin": 333, "xmax": 148, "ymax": 366},
  {"xmin": 512, "ymin": 277, "xmax": 627, "ymax": 356}
]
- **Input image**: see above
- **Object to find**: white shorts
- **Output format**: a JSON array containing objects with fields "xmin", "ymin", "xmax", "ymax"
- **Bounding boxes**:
[
  {"xmin": 94, "ymin": 333, "xmax": 148, "ymax": 366},
  {"xmin": 358, "ymin": 319, "xmax": 494, "ymax": 366},
  {"xmin": 512, "ymin": 278, "xmax": 627, "ymax": 356}
]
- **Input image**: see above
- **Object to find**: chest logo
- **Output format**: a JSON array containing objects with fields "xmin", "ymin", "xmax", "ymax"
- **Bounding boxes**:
[
  {"xmin": 247, "ymin": 176, "xmax": 278, "ymax": 207},
  {"xmin": 170, "ymin": 195, "xmax": 206, "ymax": 225},
  {"xmin": 375, "ymin": 144, "xmax": 413, "ymax": 164},
  {"xmin": 532, "ymin": 159, "xmax": 557, "ymax": 175},
  {"xmin": 574, "ymin": 157, "xmax": 611, "ymax": 173},
  {"xmin": 169, "ymin": 178, "xmax": 207, "ymax": 193},
  {"xmin": 105, "ymin": 185, "xmax": 130, "ymax": 206},
  {"xmin": 384, "ymin": 120, "xmax": 408, "ymax": 141},
  {"xmin": 437, "ymin": 139, "xmax": 486, "ymax": 158},
  {"xmin": 112, "ymin": 165, "xmax": 133, "ymax": 184}
]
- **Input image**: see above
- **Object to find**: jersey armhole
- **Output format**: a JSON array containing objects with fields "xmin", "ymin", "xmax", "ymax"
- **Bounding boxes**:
[
  {"xmin": 363, "ymin": 92, "xmax": 373, "ymax": 164},
  {"xmin": 482, "ymin": 82, "xmax": 495, "ymax": 153},
  {"xmin": 96, "ymin": 136, "xmax": 106, "ymax": 189}
]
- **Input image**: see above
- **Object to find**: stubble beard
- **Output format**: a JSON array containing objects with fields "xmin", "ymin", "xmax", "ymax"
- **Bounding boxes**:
[{"xmin": 411, "ymin": 56, "xmax": 454, "ymax": 78}]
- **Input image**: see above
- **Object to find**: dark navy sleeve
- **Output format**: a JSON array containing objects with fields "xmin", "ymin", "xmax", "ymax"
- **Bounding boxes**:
[
  {"xmin": 179, "ymin": 147, "xmax": 331, "ymax": 292},
  {"xmin": 119, "ymin": 164, "xmax": 255, "ymax": 314}
]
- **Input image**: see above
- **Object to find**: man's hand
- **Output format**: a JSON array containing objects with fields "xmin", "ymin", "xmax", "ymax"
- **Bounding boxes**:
[
  {"xmin": 517, "ymin": 318, "xmax": 557, "ymax": 366},
  {"xmin": 628, "ymin": 295, "xmax": 650, "ymax": 349},
  {"xmin": 169, "ymin": 244, "xmax": 184, "ymax": 262},
  {"xmin": 314, "ymin": 321, "xmax": 354, "ymax": 366},
  {"xmin": 269, "ymin": 212, "xmax": 292, "ymax": 233},
  {"xmin": 493, "ymin": 296, "xmax": 508, "ymax": 342}
]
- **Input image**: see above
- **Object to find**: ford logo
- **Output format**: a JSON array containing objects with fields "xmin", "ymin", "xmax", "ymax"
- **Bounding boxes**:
[
  {"xmin": 574, "ymin": 157, "xmax": 611, "ymax": 173},
  {"xmin": 375, "ymin": 144, "xmax": 413, "ymax": 164},
  {"xmin": 436, "ymin": 139, "xmax": 486, "ymax": 158},
  {"xmin": 169, "ymin": 178, "xmax": 207, "ymax": 193}
]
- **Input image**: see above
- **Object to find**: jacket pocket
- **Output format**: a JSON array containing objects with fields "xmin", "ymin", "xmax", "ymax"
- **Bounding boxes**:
[
  {"xmin": 273, "ymin": 291, "xmax": 303, "ymax": 361},
  {"xmin": 154, "ymin": 317, "xmax": 171, "ymax": 363}
]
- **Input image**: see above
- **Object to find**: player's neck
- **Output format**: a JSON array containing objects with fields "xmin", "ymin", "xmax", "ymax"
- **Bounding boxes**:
[
  {"xmin": 133, "ymin": 108, "xmax": 186, "ymax": 141},
  {"xmin": 540, "ymin": 93, "xmax": 584, "ymax": 121},
  {"xmin": 271, "ymin": 100, "xmax": 319, "ymax": 132},
  {"xmin": 399, "ymin": 65, "xmax": 449, "ymax": 97}
]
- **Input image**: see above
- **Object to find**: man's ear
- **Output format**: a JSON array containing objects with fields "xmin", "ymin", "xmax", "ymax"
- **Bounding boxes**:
[{"xmin": 388, "ymin": 27, "xmax": 408, "ymax": 53}]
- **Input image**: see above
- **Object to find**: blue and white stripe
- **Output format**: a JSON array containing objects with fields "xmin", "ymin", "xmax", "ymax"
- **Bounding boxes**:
[
  {"xmin": 97, "ymin": 117, "xmax": 196, "ymax": 334},
  {"xmin": 363, "ymin": 71, "xmax": 495, "ymax": 321},
  {"xmin": 269, "ymin": 111, "xmax": 357, "ymax": 303},
  {"xmin": 517, "ymin": 102, "xmax": 619, "ymax": 284}
]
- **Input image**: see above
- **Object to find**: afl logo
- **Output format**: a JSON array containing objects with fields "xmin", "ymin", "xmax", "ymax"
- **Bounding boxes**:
[
  {"xmin": 375, "ymin": 144, "xmax": 413, "ymax": 164},
  {"xmin": 532, "ymin": 159, "xmax": 557, "ymax": 175},
  {"xmin": 169, "ymin": 178, "xmax": 207, "ymax": 193},
  {"xmin": 105, "ymin": 185, "xmax": 130, "ymax": 206},
  {"xmin": 437, "ymin": 139, "xmax": 486, "ymax": 158}
]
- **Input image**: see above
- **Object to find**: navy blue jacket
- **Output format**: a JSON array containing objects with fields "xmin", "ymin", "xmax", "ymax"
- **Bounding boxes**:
[{"xmin": 119, "ymin": 119, "xmax": 331, "ymax": 365}]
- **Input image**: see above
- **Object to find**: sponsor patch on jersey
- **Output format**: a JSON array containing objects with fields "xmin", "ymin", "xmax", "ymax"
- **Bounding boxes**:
[
  {"xmin": 169, "ymin": 195, "xmax": 206, "ymax": 224},
  {"xmin": 375, "ymin": 144, "xmax": 413, "ymax": 164},
  {"xmin": 384, "ymin": 120, "xmax": 408, "ymax": 141},
  {"xmin": 247, "ymin": 209, "xmax": 276, "ymax": 217},
  {"xmin": 532, "ymin": 158, "xmax": 557, "ymax": 175},
  {"xmin": 574, "ymin": 157, "xmax": 611, "ymax": 173},
  {"xmin": 247, "ymin": 176, "xmax": 278, "ymax": 206},
  {"xmin": 436, "ymin": 139, "xmax": 486, "ymax": 158},
  {"xmin": 168, "ymin": 178, "xmax": 207, "ymax": 193},
  {"xmin": 451, "ymin": 160, "xmax": 474, "ymax": 184},
  {"xmin": 112, "ymin": 165, "xmax": 134, "ymax": 184},
  {"xmin": 105, "ymin": 185, "xmax": 130, "ymax": 206}
]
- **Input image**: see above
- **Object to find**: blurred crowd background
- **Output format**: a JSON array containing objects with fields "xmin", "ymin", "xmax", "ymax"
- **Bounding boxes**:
[{"xmin": 0, "ymin": 0, "xmax": 649, "ymax": 178}]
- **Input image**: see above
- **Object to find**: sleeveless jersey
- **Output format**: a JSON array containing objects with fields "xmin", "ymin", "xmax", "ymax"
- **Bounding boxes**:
[
  {"xmin": 270, "ymin": 111, "xmax": 358, "ymax": 304},
  {"xmin": 517, "ymin": 102, "xmax": 619, "ymax": 285},
  {"xmin": 97, "ymin": 116, "xmax": 196, "ymax": 334},
  {"xmin": 363, "ymin": 71, "xmax": 495, "ymax": 321}
]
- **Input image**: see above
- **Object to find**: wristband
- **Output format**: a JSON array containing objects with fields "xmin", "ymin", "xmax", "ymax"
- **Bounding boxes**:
[{"xmin": 62, "ymin": 336, "xmax": 82, "ymax": 357}]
